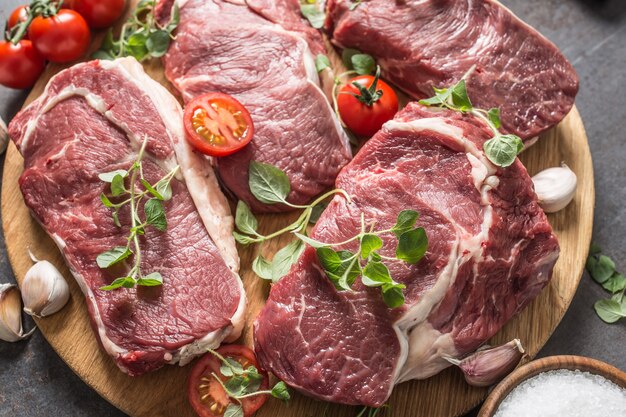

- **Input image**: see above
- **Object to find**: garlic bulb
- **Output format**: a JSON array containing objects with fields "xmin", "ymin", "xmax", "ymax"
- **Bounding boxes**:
[
  {"xmin": 22, "ymin": 251, "xmax": 70, "ymax": 318},
  {"xmin": 0, "ymin": 115, "xmax": 7, "ymax": 155},
  {"xmin": 446, "ymin": 339, "xmax": 525, "ymax": 387},
  {"xmin": 532, "ymin": 163, "xmax": 577, "ymax": 213},
  {"xmin": 0, "ymin": 283, "xmax": 35, "ymax": 342}
]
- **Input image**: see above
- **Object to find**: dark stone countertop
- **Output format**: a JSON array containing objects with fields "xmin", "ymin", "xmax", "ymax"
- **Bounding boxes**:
[{"xmin": 0, "ymin": 0, "xmax": 624, "ymax": 416}]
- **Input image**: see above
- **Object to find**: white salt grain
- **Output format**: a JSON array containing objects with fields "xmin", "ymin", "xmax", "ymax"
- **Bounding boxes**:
[{"xmin": 494, "ymin": 369, "xmax": 626, "ymax": 417}]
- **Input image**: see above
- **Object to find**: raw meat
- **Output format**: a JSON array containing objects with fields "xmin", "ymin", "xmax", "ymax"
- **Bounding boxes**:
[
  {"xmin": 326, "ymin": 0, "xmax": 579, "ymax": 141},
  {"xmin": 156, "ymin": 0, "xmax": 351, "ymax": 213},
  {"xmin": 9, "ymin": 58, "xmax": 245, "ymax": 376},
  {"xmin": 254, "ymin": 102, "xmax": 559, "ymax": 406}
]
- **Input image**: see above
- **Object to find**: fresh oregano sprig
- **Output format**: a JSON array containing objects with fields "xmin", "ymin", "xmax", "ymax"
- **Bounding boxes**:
[
  {"xmin": 418, "ymin": 78, "xmax": 524, "ymax": 168},
  {"xmin": 300, "ymin": 0, "xmax": 325, "ymax": 29},
  {"xmin": 93, "ymin": 0, "xmax": 179, "ymax": 61},
  {"xmin": 234, "ymin": 161, "xmax": 429, "ymax": 308},
  {"xmin": 97, "ymin": 137, "xmax": 179, "ymax": 291},
  {"xmin": 207, "ymin": 349, "xmax": 290, "ymax": 417},
  {"xmin": 586, "ymin": 243, "xmax": 626, "ymax": 323}
]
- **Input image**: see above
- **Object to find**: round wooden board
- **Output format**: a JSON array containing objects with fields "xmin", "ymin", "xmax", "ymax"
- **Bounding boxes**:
[{"xmin": 1, "ymin": 31, "xmax": 594, "ymax": 417}]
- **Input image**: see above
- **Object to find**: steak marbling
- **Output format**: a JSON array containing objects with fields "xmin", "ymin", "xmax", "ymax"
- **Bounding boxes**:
[
  {"xmin": 254, "ymin": 103, "xmax": 559, "ymax": 406},
  {"xmin": 9, "ymin": 58, "xmax": 245, "ymax": 376},
  {"xmin": 326, "ymin": 0, "xmax": 579, "ymax": 141},
  {"xmin": 157, "ymin": 0, "xmax": 351, "ymax": 213}
]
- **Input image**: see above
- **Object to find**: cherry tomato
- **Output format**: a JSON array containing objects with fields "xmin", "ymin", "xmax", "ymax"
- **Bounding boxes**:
[
  {"xmin": 28, "ymin": 10, "xmax": 90, "ymax": 63},
  {"xmin": 67, "ymin": 0, "xmax": 126, "ymax": 29},
  {"xmin": 188, "ymin": 345, "xmax": 269, "ymax": 417},
  {"xmin": 0, "ymin": 40, "xmax": 45, "ymax": 89},
  {"xmin": 337, "ymin": 71, "xmax": 399, "ymax": 137},
  {"xmin": 7, "ymin": 5, "xmax": 29, "ymax": 33},
  {"xmin": 183, "ymin": 93, "xmax": 254, "ymax": 157}
]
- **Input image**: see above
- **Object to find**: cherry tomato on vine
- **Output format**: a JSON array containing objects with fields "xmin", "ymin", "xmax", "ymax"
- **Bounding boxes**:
[
  {"xmin": 188, "ymin": 345, "xmax": 269, "ymax": 417},
  {"xmin": 28, "ymin": 9, "xmax": 90, "ymax": 63},
  {"xmin": 0, "ymin": 40, "xmax": 45, "ymax": 89},
  {"xmin": 183, "ymin": 93, "xmax": 254, "ymax": 157},
  {"xmin": 7, "ymin": 5, "xmax": 30, "ymax": 33},
  {"xmin": 337, "ymin": 67, "xmax": 399, "ymax": 137},
  {"xmin": 67, "ymin": 0, "xmax": 126, "ymax": 29}
]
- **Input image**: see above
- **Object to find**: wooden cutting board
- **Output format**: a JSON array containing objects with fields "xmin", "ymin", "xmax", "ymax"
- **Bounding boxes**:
[{"xmin": 1, "ymin": 5, "xmax": 594, "ymax": 417}]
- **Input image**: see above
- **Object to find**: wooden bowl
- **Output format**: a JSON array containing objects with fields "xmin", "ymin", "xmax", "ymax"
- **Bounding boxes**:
[{"xmin": 478, "ymin": 355, "xmax": 626, "ymax": 417}]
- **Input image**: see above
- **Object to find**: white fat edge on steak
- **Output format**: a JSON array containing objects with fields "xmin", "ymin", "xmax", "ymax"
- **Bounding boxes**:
[
  {"xmin": 101, "ymin": 58, "xmax": 241, "ymax": 274},
  {"xmin": 378, "ymin": 117, "xmax": 502, "ymax": 387},
  {"xmin": 18, "ymin": 58, "xmax": 245, "ymax": 369}
]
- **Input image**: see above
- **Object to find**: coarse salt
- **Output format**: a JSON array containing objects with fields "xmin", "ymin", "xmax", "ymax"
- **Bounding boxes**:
[{"xmin": 494, "ymin": 369, "xmax": 626, "ymax": 417}]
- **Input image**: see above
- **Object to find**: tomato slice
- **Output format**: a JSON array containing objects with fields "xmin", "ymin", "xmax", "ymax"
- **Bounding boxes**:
[
  {"xmin": 183, "ymin": 93, "xmax": 254, "ymax": 157},
  {"xmin": 188, "ymin": 345, "xmax": 269, "ymax": 417}
]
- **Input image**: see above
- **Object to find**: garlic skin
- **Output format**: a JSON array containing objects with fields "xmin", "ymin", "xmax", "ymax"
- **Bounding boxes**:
[
  {"xmin": 0, "ymin": 283, "xmax": 35, "ymax": 342},
  {"xmin": 532, "ymin": 163, "xmax": 577, "ymax": 213},
  {"xmin": 446, "ymin": 339, "xmax": 525, "ymax": 387},
  {"xmin": 0, "ymin": 115, "xmax": 7, "ymax": 155},
  {"xmin": 22, "ymin": 252, "xmax": 70, "ymax": 318}
]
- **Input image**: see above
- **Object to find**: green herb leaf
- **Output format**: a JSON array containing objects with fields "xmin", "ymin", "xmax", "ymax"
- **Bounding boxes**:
[
  {"xmin": 602, "ymin": 273, "xmax": 626, "ymax": 294},
  {"xmin": 99, "ymin": 169, "xmax": 128, "ymax": 183},
  {"xmin": 248, "ymin": 161, "xmax": 291, "ymax": 205},
  {"xmin": 587, "ymin": 255, "xmax": 616, "ymax": 284},
  {"xmin": 224, "ymin": 404, "xmax": 244, "ymax": 417},
  {"xmin": 483, "ymin": 134, "xmax": 524, "ymax": 168},
  {"xmin": 127, "ymin": 32, "xmax": 149, "ymax": 61},
  {"xmin": 156, "ymin": 180, "xmax": 173, "ymax": 201},
  {"xmin": 233, "ymin": 231, "xmax": 258, "ymax": 245},
  {"xmin": 300, "ymin": 4, "xmax": 325, "ymax": 29},
  {"xmin": 351, "ymin": 54, "xmax": 376, "ymax": 75},
  {"xmin": 315, "ymin": 54, "xmax": 331, "ymax": 73},
  {"xmin": 252, "ymin": 254, "xmax": 273, "ymax": 281},
  {"xmin": 271, "ymin": 381, "xmax": 291, "ymax": 402},
  {"xmin": 361, "ymin": 261, "xmax": 392, "ymax": 287},
  {"xmin": 137, "ymin": 272, "xmax": 163, "ymax": 287},
  {"xmin": 396, "ymin": 228, "xmax": 428, "ymax": 264},
  {"xmin": 317, "ymin": 248, "xmax": 360, "ymax": 291},
  {"xmin": 100, "ymin": 193, "xmax": 114, "ymax": 208},
  {"xmin": 100, "ymin": 276, "xmax": 136, "ymax": 291},
  {"xmin": 254, "ymin": 240, "xmax": 305, "ymax": 282},
  {"xmin": 342, "ymin": 48, "xmax": 360, "ymax": 70},
  {"xmin": 391, "ymin": 209, "xmax": 419, "ymax": 238},
  {"xmin": 220, "ymin": 358, "xmax": 244, "ymax": 377},
  {"xmin": 146, "ymin": 30, "xmax": 170, "ymax": 58},
  {"xmin": 360, "ymin": 234, "xmax": 383, "ymax": 259},
  {"xmin": 381, "ymin": 283, "xmax": 405, "ymax": 309},
  {"xmin": 309, "ymin": 202, "xmax": 327, "ymax": 224},
  {"xmin": 235, "ymin": 201, "xmax": 258, "ymax": 236},
  {"xmin": 144, "ymin": 199, "xmax": 167, "ymax": 231},
  {"xmin": 96, "ymin": 246, "xmax": 132, "ymax": 268},
  {"xmin": 487, "ymin": 108, "xmax": 501, "ymax": 129},
  {"xmin": 293, "ymin": 232, "xmax": 326, "ymax": 248},
  {"xmin": 450, "ymin": 80, "xmax": 473, "ymax": 111},
  {"xmin": 141, "ymin": 179, "xmax": 164, "ymax": 200},
  {"xmin": 589, "ymin": 242, "xmax": 602, "ymax": 256},
  {"xmin": 112, "ymin": 210, "xmax": 121, "ymax": 227},
  {"xmin": 111, "ymin": 174, "xmax": 127, "ymax": 197},
  {"xmin": 594, "ymin": 299, "xmax": 626, "ymax": 323}
]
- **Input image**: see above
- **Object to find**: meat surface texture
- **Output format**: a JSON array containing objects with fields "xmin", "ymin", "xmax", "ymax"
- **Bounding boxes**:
[
  {"xmin": 9, "ymin": 58, "xmax": 246, "ymax": 376},
  {"xmin": 254, "ymin": 103, "xmax": 559, "ymax": 406},
  {"xmin": 157, "ymin": 0, "xmax": 351, "ymax": 213},
  {"xmin": 326, "ymin": 0, "xmax": 579, "ymax": 141}
]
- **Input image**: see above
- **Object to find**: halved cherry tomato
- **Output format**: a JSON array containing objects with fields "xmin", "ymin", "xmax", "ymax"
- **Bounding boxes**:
[
  {"xmin": 28, "ymin": 9, "xmax": 90, "ymax": 63},
  {"xmin": 67, "ymin": 0, "xmax": 126, "ymax": 29},
  {"xmin": 7, "ymin": 5, "xmax": 30, "ymax": 33},
  {"xmin": 337, "ymin": 69, "xmax": 399, "ymax": 137},
  {"xmin": 0, "ymin": 40, "xmax": 45, "ymax": 89},
  {"xmin": 188, "ymin": 345, "xmax": 269, "ymax": 417},
  {"xmin": 183, "ymin": 93, "xmax": 254, "ymax": 157}
]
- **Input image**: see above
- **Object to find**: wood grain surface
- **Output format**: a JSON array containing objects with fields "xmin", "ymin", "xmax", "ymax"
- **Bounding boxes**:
[
  {"xmin": 0, "ymin": 4, "xmax": 594, "ymax": 416},
  {"xmin": 478, "ymin": 355, "xmax": 626, "ymax": 417}
]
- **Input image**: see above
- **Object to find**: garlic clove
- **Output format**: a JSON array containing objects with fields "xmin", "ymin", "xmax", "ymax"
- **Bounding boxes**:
[
  {"xmin": 532, "ymin": 163, "xmax": 577, "ymax": 213},
  {"xmin": 22, "ymin": 252, "xmax": 70, "ymax": 318},
  {"xmin": 446, "ymin": 338, "xmax": 525, "ymax": 387},
  {"xmin": 0, "ymin": 283, "xmax": 35, "ymax": 342}
]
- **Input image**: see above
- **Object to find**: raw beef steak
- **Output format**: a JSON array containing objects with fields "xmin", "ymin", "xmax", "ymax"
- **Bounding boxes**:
[
  {"xmin": 254, "ymin": 103, "xmax": 559, "ymax": 406},
  {"xmin": 157, "ymin": 0, "xmax": 351, "ymax": 213},
  {"xmin": 9, "ymin": 58, "xmax": 245, "ymax": 376},
  {"xmin": 326, "ymin": 0, "xmax": 579, "ymax": 141}
]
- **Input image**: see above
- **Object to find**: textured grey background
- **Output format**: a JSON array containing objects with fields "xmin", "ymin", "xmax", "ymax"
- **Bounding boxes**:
[{"xmin": 0, "ymin": 0, "xmax": 624, "ymax": 416}]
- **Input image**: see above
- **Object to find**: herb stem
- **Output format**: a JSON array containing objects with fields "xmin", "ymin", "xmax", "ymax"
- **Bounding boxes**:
[{"xmin": 210, "ymin": 372, "xmax": 243, "ymax": 405}]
